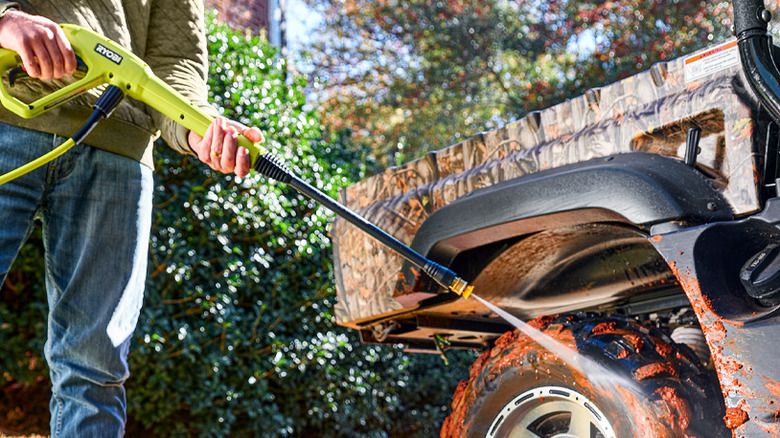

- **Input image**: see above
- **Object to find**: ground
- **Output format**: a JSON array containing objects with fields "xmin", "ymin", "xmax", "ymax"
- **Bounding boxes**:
[
  {"xmin": 0, "ymin": 381, "xmax": 49, "ymax": 437},
  {"xmin": 0, "ymin": 380, "xmax": 151, "ymax": 437}
]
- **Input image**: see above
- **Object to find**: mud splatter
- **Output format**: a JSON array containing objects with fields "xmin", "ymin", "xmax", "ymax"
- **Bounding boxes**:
[
  {"xmin": 654, "ymin": 338, "xmax": 674, "ymax": 359},
  {"xmin": 528, "ymin": 314, "xmax": 557, "ymax": 330},
  {"xmin": 634, "ymin": 363, "xmax": 677, "ymax": 381},
  {"xmin": 720, "ymin": 356, "xmax": 743, "ymax": 374},
  {"xmin": 760, "ymin": 375, "xmax": 780, "ymax": 400},
  {"xmin": 624, "ymin": 334, "xmax": 644, "ymax": 353},
  {"xmin": 591, "ymin": 321, "xmax": 619, "ymax": 335},
  {"xmin": 468, "ymin": 351, "xmax": 490, "ymax": 380},
  {"xmin": 724, "ymin": 407, "xmax": 749, "ymax": 429},
  {"xmin": 708, "ymin": 320, "xmax": 726, "ymax": 343},
  {"xmin": 754, "ymin": 419, "xmax": 780, "ymax": 438},
  {"xmin": 473, "ymin": 295, "xmax": 635, "ymax": 393},
  {"xmin": 491, "ymin": 331, "xmax": 516, "ymax": 353},
  {"xmin": 655, "ymin": 386, "xmax": 692, "ymax": 432},
  {"xmin": 588, "ymin": 323, "xmax": 645, "ymax": 353},
  {"xmin": 449, "ymin": 379, "xmax": 468, "ymax": 414},
  {"xmin": 615, "ymin": 386, "xmax": 672, "ymax": 438},
  {"xmin": 546, "ymin": 323, "xmax": 565, "ymax": 335}
]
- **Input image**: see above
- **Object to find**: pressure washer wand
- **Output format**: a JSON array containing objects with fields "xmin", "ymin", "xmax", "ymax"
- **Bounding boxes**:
[{"xmin": 254, "ymin": 153, "xmax": 474, "ymax": 299}]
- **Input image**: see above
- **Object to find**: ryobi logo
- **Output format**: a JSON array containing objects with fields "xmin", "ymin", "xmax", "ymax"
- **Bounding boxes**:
[{"xmin": 94, "ymin": 44, "xmax": 123, "ymax": 64}]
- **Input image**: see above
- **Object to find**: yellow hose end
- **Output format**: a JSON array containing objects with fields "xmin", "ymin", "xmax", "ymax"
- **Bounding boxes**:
[{"xmin": 449, "ymin": 277, "xmax": 473, "ymax": 299}]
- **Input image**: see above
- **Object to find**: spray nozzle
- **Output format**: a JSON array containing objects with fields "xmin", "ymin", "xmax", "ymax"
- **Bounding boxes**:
[
  {"xmin": 448, "ymin": 277, "xmax": 474, "ymax": 299},
  {"xmin": 421, "ymin": 261, "xmax": 473, "ymax": 299}
]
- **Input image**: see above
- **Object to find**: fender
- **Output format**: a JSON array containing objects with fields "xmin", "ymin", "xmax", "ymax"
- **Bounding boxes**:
[
  {"xmin": 409, "ymin": 152, "xmax": 734, "ymax": 267},
  {"xmin": 649, "ymin": 198, "xmax": 780, "ymax": 436}
]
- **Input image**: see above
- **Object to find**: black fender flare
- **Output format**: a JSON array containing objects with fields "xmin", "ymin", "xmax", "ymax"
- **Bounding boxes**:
[{"xmin": 410, "ymin": 152, "xmax": 733, "ymax": 266}]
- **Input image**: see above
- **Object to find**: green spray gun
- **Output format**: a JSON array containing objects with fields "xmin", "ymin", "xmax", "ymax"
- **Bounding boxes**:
[{"xmin": 0, "ymin": 24, "xmax": 473, "ymax": 299}]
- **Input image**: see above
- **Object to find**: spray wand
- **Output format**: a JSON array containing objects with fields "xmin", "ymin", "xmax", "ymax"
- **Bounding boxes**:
[{"xmin": 0, "ymin": 24, "xmax": 473, "ymax": 299}]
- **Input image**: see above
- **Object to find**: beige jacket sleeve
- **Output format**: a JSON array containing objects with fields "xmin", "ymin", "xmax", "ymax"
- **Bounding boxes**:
[
  {"xmin": 145, "ymin": 0, "xmax": 218, "ymax": 155},
  {"xmin": 0, "ymin": 2, "xmax": 20, "ymax": 16}
]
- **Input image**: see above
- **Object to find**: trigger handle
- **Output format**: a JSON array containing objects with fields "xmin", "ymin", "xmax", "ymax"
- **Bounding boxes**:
[
  {"xmin": 8, "ymin": 57, "xmax": 89, "ymax": 87},
  {"xmin": 8, "ymin": 66, "xmax": 25, "ymax": 87}
]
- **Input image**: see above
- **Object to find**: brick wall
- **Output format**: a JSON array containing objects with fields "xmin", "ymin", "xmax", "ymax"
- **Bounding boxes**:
[{"xmin": 206, "ymin": 0, "xmax": 270, "ymax": 34}]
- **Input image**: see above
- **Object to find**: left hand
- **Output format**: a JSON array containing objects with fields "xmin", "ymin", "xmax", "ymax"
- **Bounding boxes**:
[
  {"xmin": 0, "ymin": 10, "xmax": 77, "ymax": 81},
  {"xmin": 189, "ymin": 116, "xmax": 263, "ymax": 177}
]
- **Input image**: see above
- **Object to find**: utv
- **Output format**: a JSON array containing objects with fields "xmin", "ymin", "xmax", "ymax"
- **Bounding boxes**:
[{"xmin": 330, "ymin": 0, "xmax": 780, "ymax": 436}]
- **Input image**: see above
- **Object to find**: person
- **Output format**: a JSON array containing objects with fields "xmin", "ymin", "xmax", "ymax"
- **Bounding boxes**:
[{"xmin": 0, "ymin": 1, "xmax": 262, "ymax": 436}]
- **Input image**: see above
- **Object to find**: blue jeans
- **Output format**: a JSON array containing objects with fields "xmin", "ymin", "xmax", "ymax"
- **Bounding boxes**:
[{"xmin": 0, "ymin": 123, "xmax": 152, "ymax": 437}]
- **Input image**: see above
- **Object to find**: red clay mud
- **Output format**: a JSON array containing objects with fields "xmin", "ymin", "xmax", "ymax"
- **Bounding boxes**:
[
  {"xmin": 468, "ymin": 350, "xmax": 490, "ymax": 380},
  {"xmin": 708, "ymin": 320, "xmax": 727, "ymax": 343},
  {"xmin": 724, "ymin": 407, "xmax": 749, "ymax": 429},
  {"xmin": 591, "ymin": 321, "xmax": 618, "ymax": 335},
  {"xmin": 588, "ymin": 323, "xmax": 646, "ymax": 353},
  {"xmin": 623, "ymin": 334, "xmax": 644, "ymax": 353},
  {"xmin": 443, "ymin": 312, "xmax": 723, "ymax": 437},
  {"xmin": 653, "ymin": 338, "xmax": 674, "ymax": 359},
  {"xmin": 615, "ymin": 386, "xmax": 671, "ymax": 438},
  {"xmin": 760, "ymin": 376, "xmax": 780, "ymax": 400},
  {"xmin": 634, "ymin": 362, "xmax": 677, "ymax": 381},
  {"xmin": 754, "ymin": 419, "xmax": 780, "ymax": 438},
  {"xmin": 528, "ymin": 314, "xmax": 557, "ymax": 330},
  {"xmin": 666, "ymin": 261, "xmax": 741, "ymax": 411},
  {"xmin": 441, "ymin": 321, "xmax": 580, "ymax": 437},
  {"xmin": 720, "ymin": 356, "xmax": 744, "ymax": 374},
  {"xmin": 655, "ymin": 386, "xmax": 692, "ymax": 432}
]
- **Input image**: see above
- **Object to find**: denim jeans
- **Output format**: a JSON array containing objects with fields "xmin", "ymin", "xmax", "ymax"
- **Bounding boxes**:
[{"xmin": 0, "ymin": 122, "xmax": 153, "ymax": 437}]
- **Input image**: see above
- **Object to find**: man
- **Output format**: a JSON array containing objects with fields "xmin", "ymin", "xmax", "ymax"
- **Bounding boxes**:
[{"xmin": 0, "ymin": 1, "xmax": 261, "ymax": 436}]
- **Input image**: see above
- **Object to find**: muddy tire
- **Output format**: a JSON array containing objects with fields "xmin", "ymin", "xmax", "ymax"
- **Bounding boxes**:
[{"xmin": 441, "ymin": 313, "xmax": 730, "ymax": 438}]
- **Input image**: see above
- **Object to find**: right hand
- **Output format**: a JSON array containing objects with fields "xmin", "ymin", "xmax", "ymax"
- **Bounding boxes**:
[
  {"xmin": 189, "ymin": 116, "xmax": 259, "ymax": 178},
  {"xmin": 0, "ymin": 9, "xmax": 76, "ymax": 81}
]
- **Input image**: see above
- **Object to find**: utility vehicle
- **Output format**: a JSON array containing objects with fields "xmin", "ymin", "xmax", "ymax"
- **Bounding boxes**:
[{"xmin": 331, "ymin": 0, "xmax": 780, "ymax": 436}]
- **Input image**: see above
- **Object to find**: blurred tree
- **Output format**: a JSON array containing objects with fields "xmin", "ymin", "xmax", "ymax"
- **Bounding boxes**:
[{"xmin": 304, "ymin": 0, "xmax": 741, "ymax": 165}]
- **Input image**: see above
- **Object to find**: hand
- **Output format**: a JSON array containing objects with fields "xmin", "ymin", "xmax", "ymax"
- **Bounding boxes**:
[
  {"xmin": 0, "ymin": 9, "xmax": 77, "ymax": 81},
  {"xmin": 189, "ymin": 116, "xmax": 263, "ymax": 177}
]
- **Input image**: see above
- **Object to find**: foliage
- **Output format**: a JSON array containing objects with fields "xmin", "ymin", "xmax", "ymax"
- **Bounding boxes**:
[
  {"xmin": 304, "ymin": 0, "xmax": 743, "ymax": 165},
  {"xmin": 0, "ymin": 228, "xmax": 47, "ymax": 384}
]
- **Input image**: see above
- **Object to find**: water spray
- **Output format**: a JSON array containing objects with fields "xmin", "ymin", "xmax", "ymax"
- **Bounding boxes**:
[{"xmin": 472, "ymin": 294, "xmax": 644, "ymax": 397}]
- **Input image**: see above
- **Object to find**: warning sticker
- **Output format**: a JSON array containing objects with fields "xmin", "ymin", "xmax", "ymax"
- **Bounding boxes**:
[{"xmin": 684, "ymin": 40, "xmax": 740, "ymax": 83}]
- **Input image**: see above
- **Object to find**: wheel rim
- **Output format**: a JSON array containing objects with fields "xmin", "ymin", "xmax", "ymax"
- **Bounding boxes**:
[{"xmin": 486, "ymin": 386, "xmax": 616, "ymax": 438}]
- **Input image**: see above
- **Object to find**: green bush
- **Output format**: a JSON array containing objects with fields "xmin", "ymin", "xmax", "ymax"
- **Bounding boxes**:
[{"xmin": 0, "ymin": 227, "xmax": 47, "ymax": 384}]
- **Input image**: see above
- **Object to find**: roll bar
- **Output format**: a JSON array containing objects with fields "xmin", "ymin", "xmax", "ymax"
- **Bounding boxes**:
[{"xmin": 734, "ymin": 0, "xmax": 780, "ymax": 123}]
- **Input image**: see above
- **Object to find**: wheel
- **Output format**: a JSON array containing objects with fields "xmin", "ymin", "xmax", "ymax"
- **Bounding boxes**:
[{"xmin": 441, "ymin": 313, "xmax": 730, "ymax": 438}]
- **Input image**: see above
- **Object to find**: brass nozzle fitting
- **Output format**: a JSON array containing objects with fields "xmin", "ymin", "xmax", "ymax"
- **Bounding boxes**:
[{"xmin": 449, "ymin": 277, "xmax": 473, "ymax": 299}]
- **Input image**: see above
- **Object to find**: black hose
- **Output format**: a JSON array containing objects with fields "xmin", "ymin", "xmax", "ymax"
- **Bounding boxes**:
[
  {"xmin": 70, "ymin": 110, "xmax": 103, "ymax": 145},
  {"xmin": 72, "ymin": 85, "xmax": 125, "ymax": 144}
]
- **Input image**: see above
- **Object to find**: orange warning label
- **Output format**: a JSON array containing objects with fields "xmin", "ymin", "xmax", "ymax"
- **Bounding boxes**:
[{"xmin": 684, "ymin": 40, "xmax": 740, "ymax": 83}]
